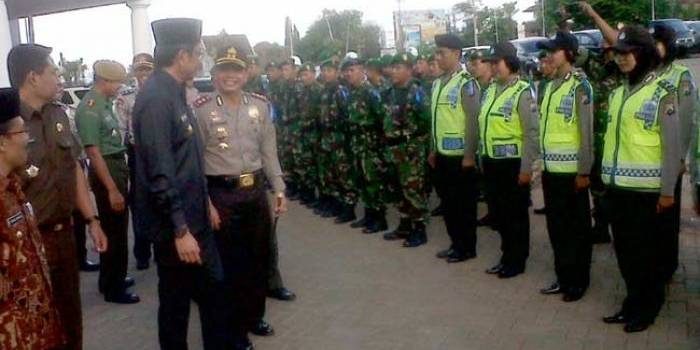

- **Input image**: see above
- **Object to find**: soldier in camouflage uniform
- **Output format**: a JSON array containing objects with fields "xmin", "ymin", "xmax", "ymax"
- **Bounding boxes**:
[
  {"xmin": 245, "ymin": 56, "xmax": 267, "ymax": 96},
  {"xmin": 366, "ymin": 58, "xmax": 387, "ymax": 92},
  {"xmin": 267, "ymin": 61, "xmax": 286, "ymax": 167},
  {"xmin": 316, "ymin": 58, "xmax": 357, "ymax": 223},
  {"xmin": 382, "ymin": 53, "xmax": 431, "ymax": 247},
  {"xmin": 580, "ymin": 45, "xmax": 619, "ymax": 244},
  {"xmin": 294, "ymin": 63, "xmax": 323, "ymax": 206},
  {"xmin": 343, "ymin": 58, "xmax": 390, "ymax": 233},
  {"xmin": 414, "ymin": 53, "xmax": 434, "ymax": 96},
  {"xmin": 279, "ymin": 60, "xmax": 300, "ymax": 198}
]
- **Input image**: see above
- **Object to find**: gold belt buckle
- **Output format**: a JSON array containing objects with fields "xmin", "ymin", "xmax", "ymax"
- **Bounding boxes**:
[{"xmin": 239, "ymin": 173, "xmax": 255, "ymax": 188}]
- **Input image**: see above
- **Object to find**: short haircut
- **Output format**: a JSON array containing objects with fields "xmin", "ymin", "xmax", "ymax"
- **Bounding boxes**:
[
  {"xmin": 154, "ymin": 44, "xmax": 195, "ymax": 69},
  {"xmin": 503, "ymin": 56, "xmax": 520, "ymax": 73},
  {"xmin": 7, "ymin": 44, "xmax": 53, "ymax": 89}
]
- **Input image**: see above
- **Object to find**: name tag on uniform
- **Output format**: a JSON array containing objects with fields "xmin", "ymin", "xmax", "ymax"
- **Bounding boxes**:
[
  {"xmin": 442, "ymin": 137, "xmax": 464, "ymax": 151},
  {"xmin": 492, "ymin": 144, "xmax": 519, "ymax": 158},
  {"xmin": 7, "ymin": 211, "xmax": 23, "ymax": 227}
]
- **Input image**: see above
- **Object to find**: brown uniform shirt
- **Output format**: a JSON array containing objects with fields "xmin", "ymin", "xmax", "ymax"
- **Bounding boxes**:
[
  {"xmin": 19, "ymin": 102, "xmax": 81, "ymax": 226},
  {"xmin": 0, "ymin": 174, "xmax": 64, "ymax": 349}
]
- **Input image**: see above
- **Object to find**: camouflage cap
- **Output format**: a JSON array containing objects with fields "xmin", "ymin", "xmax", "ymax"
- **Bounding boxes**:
[
  {"xmin": 320, "ymin": 57, "xmax": 341, "ymax": 69},
  {"xmin": 94, "ymin": 60, "xmax": 127, "ymax": 81},
  {"xmin": 391, "ymin": 53, "xmax": 415, "ymax": 66},
  {"xmin": 366, "ymin": 58, "xmax": 383, "ymax": 70},
  {"xmin": 380, "ymin": 54, "xmax": 394, "ymax": 67}
]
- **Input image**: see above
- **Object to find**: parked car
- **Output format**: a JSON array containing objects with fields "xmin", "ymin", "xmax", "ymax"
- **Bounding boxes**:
[
  {"xmin": 60, "ymin": 87, "xmax": 90, "ymax": 109},
  {"xmin": 650, "ymin": 19, "xmax": 696, "ymax": 52},
  {"xmin": 684, "ymin": 21, "xmax": 700, "ymax": 53},
  {"xmin": 510, "ymin": 37, "xmax": 549, "ymax": 78},
  {"xmin": 573, "ymin": 29, "xmax": 604, "ymax": 52}
]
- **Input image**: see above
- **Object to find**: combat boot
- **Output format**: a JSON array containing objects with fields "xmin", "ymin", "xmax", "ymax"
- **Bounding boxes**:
[
  {"xmin": 403, "ymin": 221, "xmax": 427, "ymax": 248},
  {"xmin": 313, "ymin": 195, "xmax": 329, "ymax": 215},
  {"xmin": 363, "ymin": 209, "xmax": 387, "ymax": 234},
  {"xmin": 286, "ymin": 183, "xmax": 299, "ymax": 200},
  {"xmin": 383, "ymin": 218, "xmax": 411, "ymax": 241},
  {"xmin": 320, "ymin": 198, "xmax": 338, "ymax": 218},
  {"xmin": 350, "ymin": 207, "xmax": 369, "ymax": 229},
  {"xmin": 334, "ymin": 203, "xmax": 356, "ymax": 224}
]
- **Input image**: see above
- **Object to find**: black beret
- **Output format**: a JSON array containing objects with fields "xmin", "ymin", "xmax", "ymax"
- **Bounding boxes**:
[
  {"xmin": 0, "ymin": 88, "xmax": 20, "ymax": 125},
  {"xmin": 435, "ymin": 34, "xmax": 464, "ymax": 50},
  {"xmin": 152, "ymin": 18, "xmax": 202, "ymax": 47}
]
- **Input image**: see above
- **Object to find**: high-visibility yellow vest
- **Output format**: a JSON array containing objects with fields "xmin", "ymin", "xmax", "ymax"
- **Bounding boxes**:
[
  {"xmin": 659, "ymin": 63, "xmax": 691, "ymax": 90},
  {"xmin": 431, "ymin": 70, "xmax": 477, "ymax": 156},
  {"xmin": 478, "ymin": 79, "xmax": 530, "ymax": 159},
  {"xmin": 601, "ymin": 74, "xmax": 673, "ymax": 190},
  {"xmin": 539, "ymin": 71, "xmax": 592, "ymax": 173}
]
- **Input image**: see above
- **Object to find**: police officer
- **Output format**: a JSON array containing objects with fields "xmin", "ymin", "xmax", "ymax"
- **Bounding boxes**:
[
  {"xmin": 429, "ymin": 34, "xmax": 480, "ymax": 263},
  {"xmin": 601, "ymin": 25, "xmax": 680, "ymax": 333},
  {"xmin": 480, "ymin": 42, "xmax": 539, "ymax": 279},
  {"xmin": 382, "ymin": 53, "xmax": 431, "ymax": 247},
  {"xmin": 0, "ymin": 87, "xmax": 64, "ymax": 350},
  {"xmin": 76, "ymin": 60, "xmax": 140, "ymax": 304},
  {"xmin": 9, "ymin": 43, "xmax": 109, "ymax": 350},
  {"xmin": 116, "ymin": 53, "xmax": 155, "ymax": 270},
  {"xmin": 132, "ymin": 18, "xmax": 231, "ymax": 349},
  {"xmin": 652, "ymin": 25, "xmax": 697, "ymax": 282},
  {"xmin": 194, "ymin": 45, "xmax": 287, "ymax": 350},
  {"xmin": 344, "ymin": 58, "xmax": 389, "ymax": 233},
  {"xmin": 536, "ymin": 32, "xmax": 594, "ymax": 302}
]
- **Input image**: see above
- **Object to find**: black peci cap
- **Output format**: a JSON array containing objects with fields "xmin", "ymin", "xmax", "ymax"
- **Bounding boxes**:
[
  {"xmin": 435, "ymin": 34, "xmax": 464, "ymax": 50},
  {"xmin": 0, "ymin": 88, "xmax": 20, "ymax": 125},
  {"xmin": 152, "ymin": 18, "xmax": 202, "ymax": 47}
]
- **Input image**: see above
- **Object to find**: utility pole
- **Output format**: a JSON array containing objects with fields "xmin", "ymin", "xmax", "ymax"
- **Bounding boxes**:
[
  {"xmin": 494, "ymin": 9, "xmax": 499, "ymax": 43},
  {"xmin": 472, "ymin": 0, "xmax": 479, "ymax": 46},
  {"xmin": 651, "ymin": 0, "xmax": 656, "ymax": 20},
  {"xmin": 541, "ymin": 0, "xmax": 546, "ymax": 36},
  {"xmin": 396, "ymin": 0, "xmax": 404, "ymax": 52}
]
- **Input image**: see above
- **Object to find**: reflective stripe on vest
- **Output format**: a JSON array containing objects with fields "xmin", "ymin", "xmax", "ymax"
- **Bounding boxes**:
[
  {"xmin": 539, "ymin": 73, "xmax": 588, "ymax": 173},
  {"xmin": 431, "ymin": 71, "xmax": 474, "ymax": 156},
  {"xmin": 478, "ymin": 79, "xmax": 529, "ymax": 159},
  {"xmin": 601, "ymin": 76, "xmax": 670, "ymax": 190}
]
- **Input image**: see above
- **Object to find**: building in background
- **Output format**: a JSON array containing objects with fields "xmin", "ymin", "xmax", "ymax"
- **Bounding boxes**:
[{"xmin": 393, "ymin": 9, "xmax": 449, "ymax": 50}]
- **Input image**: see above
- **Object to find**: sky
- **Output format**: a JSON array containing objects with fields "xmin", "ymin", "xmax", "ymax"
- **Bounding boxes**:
[{"xmin": 31, "ymin": 0, "xmax": 535, "ymax": 67}]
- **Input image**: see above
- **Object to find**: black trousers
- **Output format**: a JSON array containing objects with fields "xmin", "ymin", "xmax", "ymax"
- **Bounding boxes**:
[
  {"xmin": 156, "ymin": 262, "xmax": 231, "ymax": 350},
  {"xmin": 608, "ymin": 188, "xmax": 667, "ymax": 323},
  {"xmin": 73, "ymin": 211, "xmax": 87, "ymax": 264},
  {"xmin": 208, "ymin": 179, "xmax": 271, "ymax": 340},
  {"xmin": 90, "ymin": 155, "xmax": 129, "ymax": 296},
  {"xmin": 482, "ymin": 157, "xmax": 530, "ymax": 269},
  {"xmin": 435, "ymin": 155, "xmax": 478, "ymax": 254},
  {"xmin": 660, "ymin": 175, "xmax": 682, "ymax": 281},
  {"xmin": 128, "ymin": 144, "xmax": 153, "ymax": 264},
  {"xmin": 542, "ymin": 173, "xmax": 593, "ymax": 289}
]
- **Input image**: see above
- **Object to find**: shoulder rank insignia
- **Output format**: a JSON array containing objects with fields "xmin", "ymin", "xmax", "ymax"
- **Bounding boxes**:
[
  {"xmin": 657, "ymin": 79, "xmax": 677, "ymax": 94},
  {"xmin": 193, "ymin": 95, "xmax": 213, "ymax": 108},
  {"xmin": 250, "ymin": 92, "xmax": 269, "ymax": 103}
]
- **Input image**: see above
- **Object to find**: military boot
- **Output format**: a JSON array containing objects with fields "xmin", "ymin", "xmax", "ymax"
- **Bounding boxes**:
[
  {"xmin": 350, "ymin": 207, "xmax": 370, "ymax": 229},
  {"xmin": 286, "ymin": 182, "xmax": 300, "ymax": 200},
  {"xmin": 334, "ymin": 203, "xmax": 356, "ymax": 224},
  {"xmin": 313, "ymin": 195, "xmax": 329, "ymax": 215},
  {"xmin": 403, "ymin": 221, "xmax": 427, "ymax": 247},
  {"xmin": 383, "ymin": 218, "xmax": 411, "ymax": 241},
  {"xmin": 320, "ymin": 198, "xmax": 338, "ymax": 218},
  {"xmin": 363, "ymin": 209, "xmax": 387, "ymax": 234}
]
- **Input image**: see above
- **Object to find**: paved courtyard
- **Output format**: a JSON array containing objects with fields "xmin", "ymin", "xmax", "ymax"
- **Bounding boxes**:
[{"xmin": 80, "ymin": 59, "xmax": 700, "ymax": 350}]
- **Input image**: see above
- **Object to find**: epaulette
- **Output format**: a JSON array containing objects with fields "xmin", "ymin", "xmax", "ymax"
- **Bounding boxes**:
[
  {"xmin": 657, "ymin": 78, "xmax": 677, "ymax": 94},
  {"xmin": 120, "ymin": 86, "xmax": 137, "ymax": 96},
  {"xmin": 249, "ymin": 92, "xmax": 269, "ymax": 103},
  {"xmin": 572, "ymin": 69, "xmax": 588, "ymax": 81},
  {"xmin": 192, "ymin": 94, "xmax": 213, "ymax": 108}
]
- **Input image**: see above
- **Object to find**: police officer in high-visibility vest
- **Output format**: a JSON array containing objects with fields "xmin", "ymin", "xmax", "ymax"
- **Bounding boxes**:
[
  {"xmin": 428, "ymin": 34, "xmax": 481, "ymax": 263},
  {"xmin": 536, "ymin": 32, "xmax": 594, "ymax": 302},
  {"xmin": 651, "ymin": 25, "xmax": 697, "ymax": 282},
  {"xmin": 479, "ymin": 42, "xmax": 540, "ymax": 279},
  {"xmin": 601, "ymin": 26, "xmax": 680, "ymax": 333}
]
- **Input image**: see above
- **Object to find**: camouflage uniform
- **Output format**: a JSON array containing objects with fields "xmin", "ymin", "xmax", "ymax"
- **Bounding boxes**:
[
  {"xmin": 278, "ymin": 79, "xmax": 299, "ymax": 188},
  {"xmin": 384, "ymin": 78, "xmax": 431, "ymax": 223},
  {"xmin": 348, "ymin": 80, "xmax": 389, "ymax": 228},
  {"xmin": 244, "ymin": 74, "xmax": 267, "ymax": 96},
  {"xmin": 268, "ymin": 78, "xmax": 286, "ymax": 164},
  {"xmin": 294, "ymin": 80, "xmax": 323, "ymax": 202},
  {"xmin": 318, "ymin": 80, "xmax": 356, "ymax": 211}
]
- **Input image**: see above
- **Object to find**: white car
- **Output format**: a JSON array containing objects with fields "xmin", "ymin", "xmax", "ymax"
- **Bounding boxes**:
[{"xmin": 59, "ymin": 87, "xmax": 90, "ymax": 109}]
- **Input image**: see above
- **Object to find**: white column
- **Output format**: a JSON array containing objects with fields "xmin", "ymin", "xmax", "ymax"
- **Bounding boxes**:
[
  {"xmin": 127, "ymin": 0, "xmax": 153, "ymax": 56},
  {"xmin": 0, "ymin": 0, "xmax": 13, "ymax": 87}
]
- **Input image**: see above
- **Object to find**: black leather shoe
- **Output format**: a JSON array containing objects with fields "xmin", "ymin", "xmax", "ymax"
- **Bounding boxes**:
[
  {"xmin": 540, "ymin": 283, "xmax": 563, "ymax": 295},
  {"xmin": 624, "ymin": 319, "xmax": 651, "ymax": 333},
  {"xmin": 591, "ymin": 226, "xmax": 612, "ymax": 244},
  {"xmin": 334, "ymin": 205, "xmax": 356, "ymax": 224},
  {"xmin": 320, "ymin": 200, "xmax": 339, "ymax": 218},
  {"xmin": 80, "ymin": 260, "xmax": 100, "ymax": 272},
  {"xmin": 436, "ymin": 248, "xmax": 454, "ymax": 259},
  {"xmin": 446, "ymin": 251, "xmax": 476, "ymax": 263},
  {"xmin": 233, "ymin": 338, "xmax": 254, "ymax": 350},
  {"xmin": 268, "ymin": 288, "xmax": 296, "ymax": 301},
  {"xmin": 431, "ymin": 204, "xmax": 444, "ymax": 216},
  {"xmin": 123, "ymin": 276, "xmax": 135, "ymax": 289},
  {"xmin": 383, "ymin": 218, "xmax": 411, "ymax": 241},
  {"xmin": 485, "ymin": 263, "xmax": 504, "ymax": 274},
  {"xmin": 251, "ymin": 320, "xmax": 275, "ymax": 337},
  {"xmin": 498, "ymin": 266, "xmax": 524, "ymax": 278},
  {"xmin": 136, "ymin": 260, "xmax": 150, "ymax": 270},
  {"xmin": 363, "ymin": 211, "xmax": 387, "ymax": 234},
  {"xmin": 533, "ymin": 207, "xmax": 546, "ymax": 215},
  {"xmin": 602, "ymin": 311, "xmax": 627, "ymax": 324},
  {"xmin": 104, "ymin": 292, "xmax": 140, "ymax": 304},
  {"xmin": 402, "ymin": 222, "xmax": 427, "ymax": 248},
  {"xmin": 562, "ymin": 287, "xmax": 585, "ymax": 302}
]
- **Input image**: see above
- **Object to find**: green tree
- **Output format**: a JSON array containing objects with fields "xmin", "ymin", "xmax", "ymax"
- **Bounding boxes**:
[
  {"xmin": 454, "ymin": 1, "xmax": 518, "ymax": 47},
  {"xmin": 295, "ymin": 9, "xmax": 382, "ymax": 63},
  {"xmin": 253, "ymin": 41, "xmax": 288, "ymax": 67}
]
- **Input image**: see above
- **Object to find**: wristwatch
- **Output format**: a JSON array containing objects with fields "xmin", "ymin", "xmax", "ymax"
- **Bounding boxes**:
[
  {"xmin": 174, "ymin": 225, "xmax": 189, "ymax": 239},
  {"xmin": 85, "ymin": 215, "xmax": 100, "ymax": 224}
]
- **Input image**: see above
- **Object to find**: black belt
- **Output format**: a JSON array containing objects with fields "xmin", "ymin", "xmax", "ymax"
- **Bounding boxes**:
[
  {"xmin": 385, "ymin": 135, "xmax": 411, "ymax": 147},
  {"xmin": 207, "ymin": 170, "xmax": 264, "ymax": 190},
  {"xmin": 38, "ymin": 217, "xmax": 72, "ymax": 233},
  {"xmin": 103, "ymin": 152, "xmax": 126, "ymax": 160}
]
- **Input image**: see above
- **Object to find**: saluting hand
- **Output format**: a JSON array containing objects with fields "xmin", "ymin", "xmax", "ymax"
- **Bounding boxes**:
[
  {"xmin": 175, "ymin": 231, "xmax": 202, "ymax": 265},
  {"xmin": 88, "ymin": 221, "xmax": 108, "ymax": 253}
]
